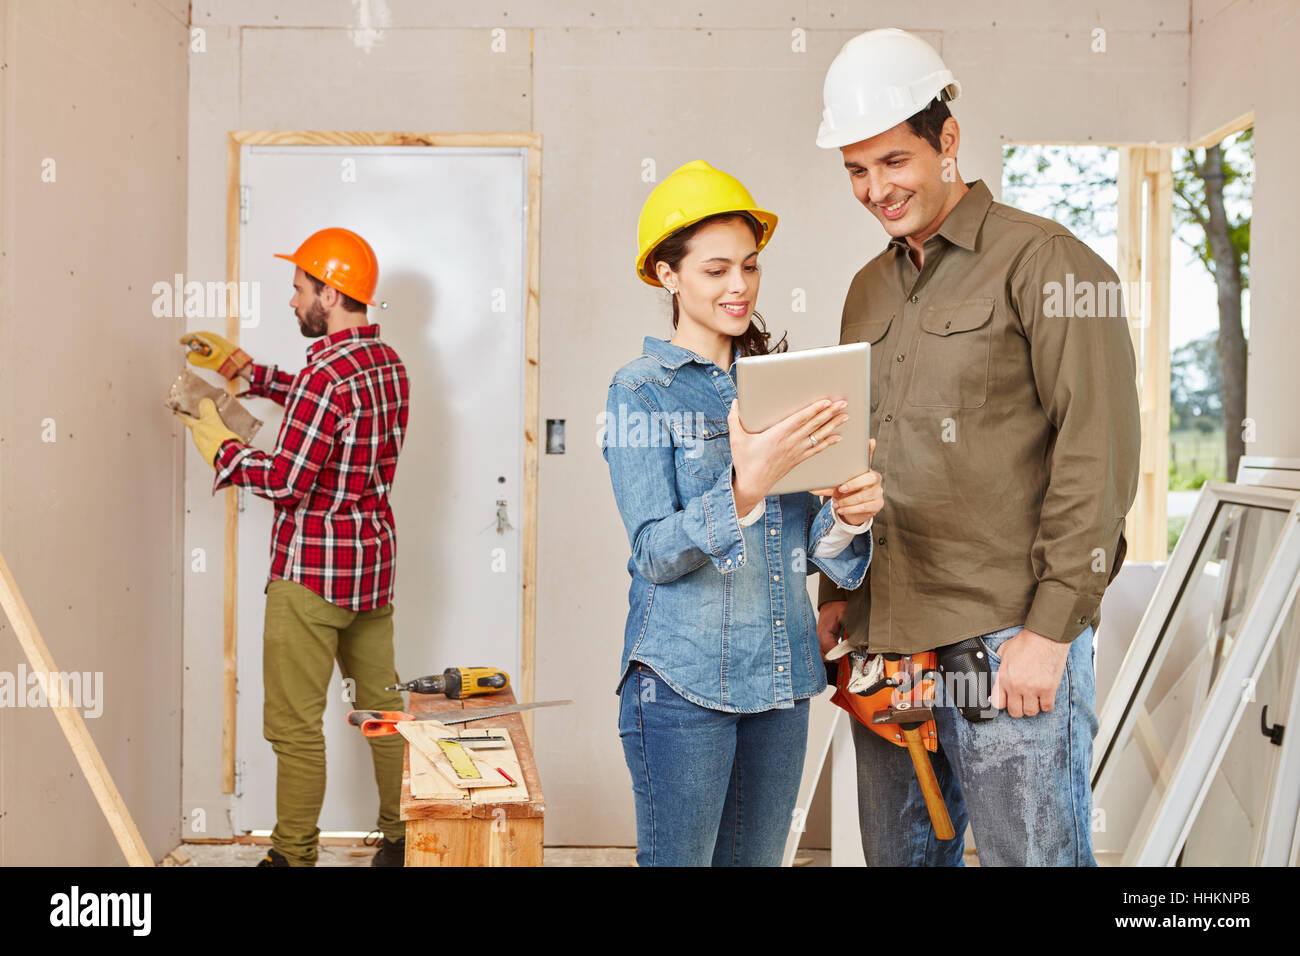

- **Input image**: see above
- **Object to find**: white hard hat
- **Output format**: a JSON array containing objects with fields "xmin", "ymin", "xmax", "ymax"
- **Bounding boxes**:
[{"xmin": 816, "ymin": 28, "xmax": 961, "ymax": 149}]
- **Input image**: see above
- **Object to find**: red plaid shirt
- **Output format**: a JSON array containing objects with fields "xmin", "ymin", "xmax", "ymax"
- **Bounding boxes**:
[{"xmin": 213, "ymin": 324, "xmax": 409, "ymax": 611}]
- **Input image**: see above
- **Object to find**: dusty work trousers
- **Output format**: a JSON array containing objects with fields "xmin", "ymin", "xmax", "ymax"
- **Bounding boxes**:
[{"xmin": 262, "ymin": 579, "xmax": 406, "ymax": 866}]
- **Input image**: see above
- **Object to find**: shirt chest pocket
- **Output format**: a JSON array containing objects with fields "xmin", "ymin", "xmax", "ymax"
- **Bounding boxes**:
[
  {"xmin": 909, "ymin": 297, "xmax": 994, "ymax": 408},
  {"xmin": 668, "ymin": 415, "xmax": 731, "ymax": 500}
]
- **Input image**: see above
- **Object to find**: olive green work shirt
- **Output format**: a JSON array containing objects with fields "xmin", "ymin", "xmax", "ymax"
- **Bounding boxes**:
[{"xmin": 817, "ymin": 179, "xmax": 1141, "ymax": 654}]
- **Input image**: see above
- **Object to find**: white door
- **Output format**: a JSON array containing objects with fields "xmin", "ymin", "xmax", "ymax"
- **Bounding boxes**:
[{"xmin": 232, "ymin": 145, "xmax": 528, "ymax": 833}]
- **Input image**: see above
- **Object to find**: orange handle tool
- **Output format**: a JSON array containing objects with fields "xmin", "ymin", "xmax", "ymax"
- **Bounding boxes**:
[{"xmin": 347, "ymin": 709, "xmax": 434, "ymax": 738}]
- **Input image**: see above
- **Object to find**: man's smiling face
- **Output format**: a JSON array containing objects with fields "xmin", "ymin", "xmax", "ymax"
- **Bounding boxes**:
[{"xmin": 840, "ymin": 116, "xmax": 960, "ymax": 244}]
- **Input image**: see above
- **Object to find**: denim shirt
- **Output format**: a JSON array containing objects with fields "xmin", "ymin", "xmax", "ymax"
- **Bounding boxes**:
[{"xmin": 602, "ymin": 336, "xmax": 872, "ymax": 713}]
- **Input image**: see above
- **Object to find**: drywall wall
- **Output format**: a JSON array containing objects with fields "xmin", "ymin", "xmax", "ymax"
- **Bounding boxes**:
[
  {"xmin": 184, "ymin": 1, "xmax": 1193, "ymax": 848},
  {"xmin": 1189, "ymin": 0, "xmax": 1300, "ymax": 461},
  {"xmin": 0, "ymin": 0, "xmax": 189, "ymax": 864}
]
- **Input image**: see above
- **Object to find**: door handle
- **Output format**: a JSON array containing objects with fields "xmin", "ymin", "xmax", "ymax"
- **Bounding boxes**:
[{"xmin": 1261, "ymin": 705, "xmax": 1285, "ymax": 746}]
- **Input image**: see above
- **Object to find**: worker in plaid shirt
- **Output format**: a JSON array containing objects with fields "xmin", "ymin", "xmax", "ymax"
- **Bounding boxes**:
[{"xmin": 177, "ymin": 228, "xmax": 410, "ymax": 868}]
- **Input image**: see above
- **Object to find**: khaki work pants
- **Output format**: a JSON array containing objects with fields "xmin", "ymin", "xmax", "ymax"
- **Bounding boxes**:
[{"xmin": 262, "ymin": 579, "xmax": 405, "ymax": 865}]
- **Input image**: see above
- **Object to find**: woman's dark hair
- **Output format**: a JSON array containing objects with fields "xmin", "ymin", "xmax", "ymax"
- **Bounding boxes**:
[{"xmin": 645, "ymin": 211, "xmax": 788, "ymax": 358}]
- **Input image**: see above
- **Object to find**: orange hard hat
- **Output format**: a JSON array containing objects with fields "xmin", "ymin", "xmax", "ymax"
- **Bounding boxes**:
[{"xmin": 275, "ymin": 227, "xmax": 379, "ymax": 306}]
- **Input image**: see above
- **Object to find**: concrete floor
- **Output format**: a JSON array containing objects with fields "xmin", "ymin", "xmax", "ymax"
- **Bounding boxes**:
[{"xmin": 164, "ymin": 843, "xmax": 836, "ymax": 867}]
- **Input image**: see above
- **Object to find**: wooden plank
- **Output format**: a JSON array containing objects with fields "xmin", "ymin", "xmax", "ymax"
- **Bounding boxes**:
[
  {"xmin": 1189, "ymin": 110, "xmax": 1255, "ymax": 149},
  {"xmin": 406, "ymin": 733, "xmax": 464, "ymax": 801},
  {"xmin": 0, "ymin": 553, "xmax": 154, "ymax": 866},
  {"xmin": 400, "ymin": 690, "xmax": 546, "ymax": 821},
  {"xmin": 1117, "ymin": 146, "xmax": 1172, "ymax": 563},
  {"xmin": 399, "ymin": 689, "xmax": 546, "ymax": 865},
  {"xmin": 221, "ymin": 131, "xmax": 241, "ymax": 794},
  {"xmin": 404, "ymin": 817, "xmax": 544, "ymax": 867},
  {"xmin": 465, "ymin": 727, "xmax": 530, "ymax": 805},
  {"xmin": 1146, "ymin": 147, "xmax": 1173, "ymax": 562},
  {"xmin": 230, "ymin": 130, "xmax": 541, "ymax": 149},
  {"xmin": 1117, "ymin": 147, "xmax": 1145, "ymax": 560},
  {"xmin": 398, "ymin": 721, "xmax": 515, "ymax": 791},
  {"xmin": 521, "ymin": 138, "xmax": 542, "ymax": 741}
]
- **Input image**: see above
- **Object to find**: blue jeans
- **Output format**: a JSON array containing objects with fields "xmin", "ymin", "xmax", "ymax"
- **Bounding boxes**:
[
  {"xmin": 618, "ymin": 662, "xmax": 809, "ymax": 866},
  {"xmin": 852, "ymin": 625, "xmax": 1099, "ymax": 866}
]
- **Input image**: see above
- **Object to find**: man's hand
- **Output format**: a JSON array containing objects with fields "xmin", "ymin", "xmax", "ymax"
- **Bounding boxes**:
[
  {"xmin": 181, "ymin": 331, "xmax": 253, "ymax": 380},
  {"xmin": 817, "ymin": 601, "xmax": 847, "ymax": 659},
  {"xmin": 990, "ymin": 627, "xmax": 1072, "ymax": 718},
  {"xmin": 176, "ymin": 397, "xmax": 241, "ymax": 466},
  {"xmin": 813, "ymin": 438, "xmax": 881, "ymax": 525}
]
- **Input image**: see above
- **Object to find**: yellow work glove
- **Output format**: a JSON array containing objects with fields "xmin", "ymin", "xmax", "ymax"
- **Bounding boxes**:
[
  {"xmin": 180, "ymin": 331, "xmax": 253, "ymax": 380},
  {"xmin": 176, "ymin": 398, "xmax": 241, "ymax": 466}
]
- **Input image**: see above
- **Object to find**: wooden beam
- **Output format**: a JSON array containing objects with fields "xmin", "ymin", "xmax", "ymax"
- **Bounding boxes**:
[
  {"xmin": 0, "ymin": 553, "xmax": 154, "ymax": 866},
  {"xmin": 1117, "ymin": 146, "xmax": 1172, "ymax": 562},
  {"xmin": 521, "ymin": 138, "xmax": 542, "ymax": 741},
  {"xmin": 1147, "ymin": 149, "xmax": 1173, "ymax": 561},
  {"xmin": 1189, "ymin": 110, "xmax": 1254, "ymax": 150},
  {"xmin": 1117, "ymin": 148, "xmax": 1144, "ymax": 558},
  {"xmin": 222, "ymin": 131, "xmax": 241, "ymax": 793},
  {"xmin": 230, "ymin": 131, "xmax": 542, "ymax": 149}
]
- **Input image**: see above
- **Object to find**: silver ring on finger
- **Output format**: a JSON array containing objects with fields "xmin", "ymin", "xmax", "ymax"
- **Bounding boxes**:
[{"xmin": 809, "ymin": 434, "xmax": 818, "ymax": 447}]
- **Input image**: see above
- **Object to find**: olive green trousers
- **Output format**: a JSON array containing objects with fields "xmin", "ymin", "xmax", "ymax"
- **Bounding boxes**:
[{"xmin": 262, "ymin": 579, "xmax": 406, "ymax": 866}]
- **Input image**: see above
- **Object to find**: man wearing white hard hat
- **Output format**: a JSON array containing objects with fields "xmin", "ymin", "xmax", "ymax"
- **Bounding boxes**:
[{"xmin": 814, "ymin": 28, "xmax": 1140, "ymax": 866}]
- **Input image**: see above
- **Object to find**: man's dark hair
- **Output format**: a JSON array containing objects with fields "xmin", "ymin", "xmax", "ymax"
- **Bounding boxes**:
[
  {"xmin": 904, "ymin": 97, "xmax": 952, "ymax": 153},
  {"xmin": 306, "ymin": 274, "xmax": 367, "ymax": 313}
]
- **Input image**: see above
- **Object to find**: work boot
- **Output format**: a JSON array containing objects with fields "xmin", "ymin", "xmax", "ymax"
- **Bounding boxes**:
[
  {"xmin": 369, "ymin": 836, "xmax": 406, "ymax": 867},
  {"xmin": 255, "ymin": 847, "xmax": 291, "ymax": 867}
]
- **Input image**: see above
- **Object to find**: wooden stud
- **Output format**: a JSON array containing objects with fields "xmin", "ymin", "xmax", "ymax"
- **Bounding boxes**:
[
  {"xmin": 1147, "ymin": 149, "xmax": 1173, "ymax": 561},
  {"xmin": 1189, "ymin": 110, "xmax": 1254, "ymax": 150},
  {"xmin": 221, "ymin": 131, "xmax": 241, "ymax": 793},
  {"xmin": 1117, "ymin": 146, "xmax": 1172, "ymax": 563},
  {"xmin": 521, "ymin": 138, "xmax": 542, "ymax": 741}
]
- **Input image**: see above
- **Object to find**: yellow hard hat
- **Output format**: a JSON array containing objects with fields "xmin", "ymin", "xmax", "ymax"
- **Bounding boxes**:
[{"xmin": 635, "ymin": 160, "xmax": 778, "ymax": 287}]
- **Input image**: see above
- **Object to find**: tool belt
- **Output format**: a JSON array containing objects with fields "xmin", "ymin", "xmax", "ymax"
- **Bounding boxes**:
[
  {"xmin": 829, "ymin": 651, "xmax": 938, "ymax": 752},
  {"xmin": 829, "ymin": 630, "xmax": 1000, "ymax": 742}
]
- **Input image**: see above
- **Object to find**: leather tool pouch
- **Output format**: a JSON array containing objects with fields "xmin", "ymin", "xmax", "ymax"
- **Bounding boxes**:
[{"xmin": 935, "ymin": 636, "xmax": 997, "ymax": 722}]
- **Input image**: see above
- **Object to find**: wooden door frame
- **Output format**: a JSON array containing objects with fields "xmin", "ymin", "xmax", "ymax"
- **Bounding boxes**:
[{"xmin": 220, "ymin": 131, "xmax": 542, "ymax": 792}]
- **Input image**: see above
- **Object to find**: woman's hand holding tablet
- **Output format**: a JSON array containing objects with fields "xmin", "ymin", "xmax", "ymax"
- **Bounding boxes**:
[{"xmin": 726, "ymin": 398, "xmax": 848, "ymax": 515}]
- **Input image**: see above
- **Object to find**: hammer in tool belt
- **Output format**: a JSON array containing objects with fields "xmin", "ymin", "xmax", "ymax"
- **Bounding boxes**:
[{"xmin": 869, "ymin": 661, "xmax": 954, "ymax": 841}]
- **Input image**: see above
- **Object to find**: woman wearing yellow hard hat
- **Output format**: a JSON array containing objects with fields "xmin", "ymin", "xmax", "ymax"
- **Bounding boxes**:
[{"xmin": 602, "ymin": 161, "xmax": 881, "ymax": 865}]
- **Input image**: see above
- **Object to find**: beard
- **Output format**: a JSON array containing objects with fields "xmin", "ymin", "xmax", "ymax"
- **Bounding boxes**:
[{"xmin": 296, "ymin": 298, "xmax": 329, "ymax": 338}]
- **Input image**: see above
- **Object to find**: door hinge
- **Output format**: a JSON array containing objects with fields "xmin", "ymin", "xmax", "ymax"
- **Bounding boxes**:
[
  {"xmin": 239, "ymin": 185, "xmax": 251, "ymax": 224},
  {"xmin": 238, "ymin": 487, "xmax": 248, "ymax": 514},
  {"xmin": 233, "ymin": 757, "xmax": 246, "ymax": 798}
]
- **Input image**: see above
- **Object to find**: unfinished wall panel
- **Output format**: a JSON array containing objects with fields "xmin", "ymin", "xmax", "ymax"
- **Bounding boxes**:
[
  {"xmin": 945, "ymin": 26, "xmax": 1188, "ymax": 146},
  {"xmin": 238, "ymin": 28, "xmax": 532, "ymax": 131},
  {"xmin": 192, "ymin": 0, "xmax": 811, "ymax": 30},
  {"xmin": 181, "ymin": 19, "xmax": 242, "ymax": 839},
  {"xmin": 0, "ymin": 0, "xmax": 189, "ymax": 866}
]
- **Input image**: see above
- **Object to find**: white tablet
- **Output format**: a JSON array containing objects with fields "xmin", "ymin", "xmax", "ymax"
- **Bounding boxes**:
[{"xmin": 735, "ymin": 342, "xmax": 870, "ymax": 496}]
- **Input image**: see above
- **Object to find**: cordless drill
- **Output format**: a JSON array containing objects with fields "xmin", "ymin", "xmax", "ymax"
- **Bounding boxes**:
[{"xmin": 387, "ymin": 667, "xmax": 510, "ymax": 699}]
